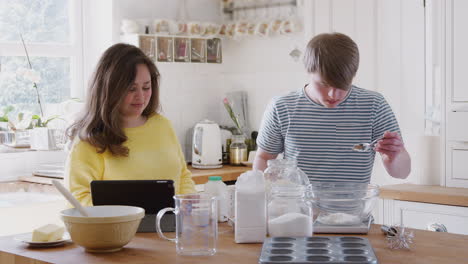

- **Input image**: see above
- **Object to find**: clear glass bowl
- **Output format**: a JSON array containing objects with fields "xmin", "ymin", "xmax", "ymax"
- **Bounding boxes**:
[
  {"xmin": 1, "ymin": 130, "xmax": 30, "ymax": 147},
  {"xmin": 308, "ymin": 182, "xmax": 379, "ymax": 226}
]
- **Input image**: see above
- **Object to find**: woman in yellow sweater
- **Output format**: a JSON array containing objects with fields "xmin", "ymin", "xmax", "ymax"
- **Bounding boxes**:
[{"xmin": 66, "ymin": 43, "xmax": 196, "ymax": 206}]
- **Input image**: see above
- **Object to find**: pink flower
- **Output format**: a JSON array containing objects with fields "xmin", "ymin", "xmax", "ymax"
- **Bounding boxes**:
[{"xmin": 223, "ymin": 97, "xmax": 243, "ymax": 134}]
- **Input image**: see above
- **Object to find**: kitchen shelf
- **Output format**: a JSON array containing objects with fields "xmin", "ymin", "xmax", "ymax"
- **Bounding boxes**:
[
  {"xmin": 223, "ymin": 0, "xmax": 297, "ymax": 20},
  {"xmin": 121, "ymin": 34, "xmax": 222, "ymax": 64}
]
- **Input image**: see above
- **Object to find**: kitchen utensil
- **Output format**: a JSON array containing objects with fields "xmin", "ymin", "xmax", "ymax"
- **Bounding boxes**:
[
  {"xmin": 61, "ymin": 205, "xmax": 144, "ymax": 252},
  {"xmin": 52, "ymin": 180, "xmax": 88, "ymax": 217},
  {"xmin": 259, "ymin": 236, "xmax": 378, "ymax": 264},
  {"xmin": 251, "ymin": 131, "xmax": 258, "ymax": 150},
  {"xmin": 156, "ymin": 194, "xmax": 218, "ymax": 256},
  {"xmin": 381, "ymin": 225, "xmax": 398, "ymax": 237},
  {"xmin": 352, "ymin": 137, "xmax": 383, "ymax": 152},
  {"xmin": 192, "ymin": 120, "xmax": 223, "ymax": 169},
  {"xmin": 385, "ymin": 225, "xmax": 414, "ymax": 250},
  {"xmin": 308, "ymin": 183, "xmax": 379, "ymax": 234}
]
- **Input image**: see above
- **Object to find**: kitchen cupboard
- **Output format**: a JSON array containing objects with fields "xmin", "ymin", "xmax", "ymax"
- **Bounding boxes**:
[
  {"xmin": 377, "ymin": 184, "xmax": 468, "ymax": 235},
  {"xmin": 380, "ymin": 199, "xmax": 468, "ymax": 235},
  {"xmin": 443, "ymin": 0, "xmax": 468, "ymax": 187}
]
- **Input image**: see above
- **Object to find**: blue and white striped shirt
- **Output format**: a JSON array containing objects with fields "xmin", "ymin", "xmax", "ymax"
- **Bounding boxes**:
[{"xmin": 257, "ymin": 85, "xmax": 401, "ymax": 183}]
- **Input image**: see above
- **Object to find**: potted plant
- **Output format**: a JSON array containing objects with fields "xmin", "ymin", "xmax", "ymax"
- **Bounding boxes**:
[
  {"xmin": 29, "ymin": 115, "xmax": 64, "ymax": 150},
  {"xmin": 0, "ymin": 106, "xmax": 13, "ymax": 131},
  {"xmin": 2, "ymin": 112, "xmax": 33, "ymax": 148},
  {"xmin": 17, "ymin": 34, "xmax": 64, "ymax": 150}
]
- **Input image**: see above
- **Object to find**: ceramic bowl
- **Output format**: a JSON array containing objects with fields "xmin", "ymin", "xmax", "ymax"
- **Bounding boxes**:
[{"xmin": 61, "ymin": 205, "xmax": 144, "ymax": 252}]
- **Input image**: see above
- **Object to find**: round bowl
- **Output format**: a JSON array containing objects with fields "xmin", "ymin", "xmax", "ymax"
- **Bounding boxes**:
[
  {"xmin": 61, "ymin": 205, "xmax": 145, "ymax": 252},
  {"xmin": 308, "ymin": 183, "xmax": 379, "ymax": 226}
]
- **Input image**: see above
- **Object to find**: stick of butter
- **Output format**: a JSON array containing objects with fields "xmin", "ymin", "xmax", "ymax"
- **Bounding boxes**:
[{"xmin": 32, "ymin": 224, "xmax": 65, "ymax": 242}]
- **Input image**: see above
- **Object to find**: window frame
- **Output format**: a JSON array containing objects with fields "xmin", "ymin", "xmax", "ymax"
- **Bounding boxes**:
[{"xmin": 0, "ymin": 0, "xmax": 85, "ymax": 101}]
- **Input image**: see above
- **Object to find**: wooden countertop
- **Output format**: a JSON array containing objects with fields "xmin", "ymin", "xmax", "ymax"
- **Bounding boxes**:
[
  {"xmin": 380, "ymin": 184, "xmax": 468, "ymax": 207},
  {"xmin": 19, "ymin": 165, "xmax": 250, "ymax": 186},
  {"xmin": 189, "ymin": 165, "xmax": 250, "ymax": 184},
  {"xmin": 1, "ymin": 224, "xmax": 468, "ymax": 264}
]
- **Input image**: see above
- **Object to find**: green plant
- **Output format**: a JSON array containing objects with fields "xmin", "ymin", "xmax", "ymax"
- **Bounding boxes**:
[
  {"xmin": 31, "ymin": 115, "xmax": 63, "ymax": 128},
  {"xmin": 223, "ymin": 98, "xmax": 243, "ymax": 135},
  {"xmin": 0, "ymin": 106, "xmax": 14, "ymax": 122},
  {"xmin": 18, "ymin": 34, "xmax": 70, "ymax": 128}
]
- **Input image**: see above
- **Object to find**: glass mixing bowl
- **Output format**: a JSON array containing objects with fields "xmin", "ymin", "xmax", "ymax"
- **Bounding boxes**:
[{"xmin": 308, "ymin": 182, "xmax": 380, "ymax": 226}]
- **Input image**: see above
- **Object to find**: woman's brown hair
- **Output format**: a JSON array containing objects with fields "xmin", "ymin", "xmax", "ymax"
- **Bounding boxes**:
[
  {"xmin": 67, "ymin": 43, "xmax": 160, "ymax": 156},
  {"xmin": 303, "ymin": 32, "xmax": 359, "ymax": 90}
]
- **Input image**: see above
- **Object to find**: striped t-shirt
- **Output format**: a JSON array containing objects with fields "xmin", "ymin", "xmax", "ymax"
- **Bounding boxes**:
[{"xmin": 257, "ymin": 85, "xmax": 401, "ymax": 183}]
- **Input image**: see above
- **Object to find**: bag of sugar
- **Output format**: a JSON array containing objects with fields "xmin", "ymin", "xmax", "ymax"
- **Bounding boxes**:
[{"xmin": 235, "ymin": 170, "xmax": 266, "ymax": 243}]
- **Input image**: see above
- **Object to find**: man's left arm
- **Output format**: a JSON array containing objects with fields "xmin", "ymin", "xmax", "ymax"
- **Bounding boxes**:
[{"xmin": 375, "ymin": 131, "xmax": 411, "ymax": 179}]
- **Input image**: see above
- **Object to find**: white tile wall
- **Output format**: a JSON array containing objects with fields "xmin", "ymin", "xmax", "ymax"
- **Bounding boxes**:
[{"xmin": 0, "ymin": 0, "xmax": 441, "ymax": 185}]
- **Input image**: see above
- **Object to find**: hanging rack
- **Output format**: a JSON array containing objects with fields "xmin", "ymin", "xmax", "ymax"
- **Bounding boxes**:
[{"xmin": 223, "ymin": 0, "xmax": 297, "ymax": 20}]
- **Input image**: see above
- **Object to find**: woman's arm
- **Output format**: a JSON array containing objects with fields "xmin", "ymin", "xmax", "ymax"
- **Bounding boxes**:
[
  {"xmin": 65, "ymin": 140, "xmax": 104, "ymax": 206},
  {"xmin": 167, "ymin": 120, "xmax": 196, "ymax": 194}
]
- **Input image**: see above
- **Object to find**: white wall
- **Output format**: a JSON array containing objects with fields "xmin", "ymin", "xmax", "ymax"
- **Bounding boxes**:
[
  {"xmin": 221, "ymin": 36, "xmax": 308, "ymax": 132},
  {"xmin": 219, "ymin": 0, "xmax": 441, "ymax": 187},
  {"xmin": 79, "ymin": 0, "xmax": 441, "ymax": 187},
  {"xmin": 0, "ymin": 0, "xmax": 443, "ymax": 186},
  {"xmin": 82, "ymin": 0, "xmax": 114, "ymax": 93},
  {"xmin": 80, "ymin": 0, "xmax": 224, "ymax": 156}
]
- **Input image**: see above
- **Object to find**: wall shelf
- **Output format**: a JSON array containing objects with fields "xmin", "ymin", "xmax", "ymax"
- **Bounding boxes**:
[{"xmin": 121, "ymin": 34, "xmax": 222, "ymax": 64}]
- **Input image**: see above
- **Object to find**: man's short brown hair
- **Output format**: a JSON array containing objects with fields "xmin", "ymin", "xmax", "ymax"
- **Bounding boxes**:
[{"xmin": 303, "ymin": 33, "xmax": 359, "ymax": 90}]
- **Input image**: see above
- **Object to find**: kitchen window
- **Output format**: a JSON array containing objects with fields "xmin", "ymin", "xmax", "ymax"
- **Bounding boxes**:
[{"xmin": 0, "ymin": 0, "xmax": 84, "ymax": 116}]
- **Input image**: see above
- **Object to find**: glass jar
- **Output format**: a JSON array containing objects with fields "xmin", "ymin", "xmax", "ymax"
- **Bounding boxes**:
[
  {"xmin": 229, "ymin": 135, "xmax": 247, "ymax": 165},
  {"xmin": 264, "ymin": 159, "xmax": 309, "ymax": 200},
  {"xmin": 267, "ymin": 185, "xmax": 313, "ymax": 237}
]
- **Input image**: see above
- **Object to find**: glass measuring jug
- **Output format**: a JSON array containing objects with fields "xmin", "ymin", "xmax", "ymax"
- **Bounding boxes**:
[{"xmin": 156, "ymin": 194, "xmax": 218, "ymax": 256}]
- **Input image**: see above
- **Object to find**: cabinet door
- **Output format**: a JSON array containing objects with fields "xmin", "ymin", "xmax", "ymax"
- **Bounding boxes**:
[
  {"xmin": 449, "ymin": 0, "xmax": 468, "ymax": 102},
  {"xmin": 444, "ymin": 0, "xmax": 468, "ymax": 187},
  {"xmin": 385, "ymin": 199, "xmax": 468, "ymax": 235},
  {"xmin": 446, "ymin": 143, "xmax": 468, "ymax": 187}
]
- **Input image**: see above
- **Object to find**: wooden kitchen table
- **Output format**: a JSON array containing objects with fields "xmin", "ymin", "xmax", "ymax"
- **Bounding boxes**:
[
  {"xmin": 1, "ymin": 224, "xmax": 468, "ymax": 264},
  {"xmin": 19, "ymin": 165, "xmax": 250, "ymax": 186}
]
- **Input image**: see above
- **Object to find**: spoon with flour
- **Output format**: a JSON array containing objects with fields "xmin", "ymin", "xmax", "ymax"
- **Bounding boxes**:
[{"xmin": 352, "ymin": 137, "xmax": 383, "ymax": 152}]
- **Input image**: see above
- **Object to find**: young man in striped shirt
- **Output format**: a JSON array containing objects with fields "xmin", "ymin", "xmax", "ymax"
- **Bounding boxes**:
[{"xmin": 254, "ymin": 33, "xmax": 411, "ymax": 183}]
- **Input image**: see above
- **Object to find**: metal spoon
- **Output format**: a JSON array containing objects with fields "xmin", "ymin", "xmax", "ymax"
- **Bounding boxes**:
[
  {"xmin": 352, "ymin": 137, "xmax": 382, "ymax": 152},
  {"xmin": 52, "ymin": 180, "xmax": 89, "ymax": 217}
]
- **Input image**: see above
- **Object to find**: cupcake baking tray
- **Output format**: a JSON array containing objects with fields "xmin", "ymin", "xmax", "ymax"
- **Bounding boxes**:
[{"xmin": 259, "ymin": 236, "xmax": 378, "ymax": 264}]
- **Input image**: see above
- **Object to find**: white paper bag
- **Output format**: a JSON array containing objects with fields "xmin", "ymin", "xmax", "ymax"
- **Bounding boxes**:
[{"xmin": 235, "ymin": 170, "xmax": 266, "ymax": 243}]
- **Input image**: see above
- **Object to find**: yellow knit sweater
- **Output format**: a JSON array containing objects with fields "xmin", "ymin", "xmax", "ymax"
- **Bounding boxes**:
[{"xmin": 65, "ymin": 114, "xmax": 196, "ymax": 206}]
